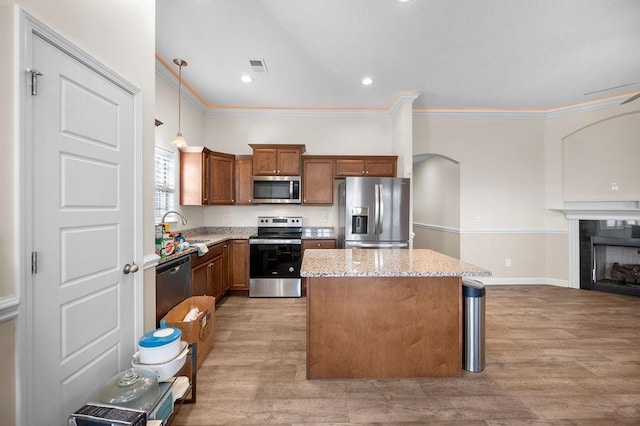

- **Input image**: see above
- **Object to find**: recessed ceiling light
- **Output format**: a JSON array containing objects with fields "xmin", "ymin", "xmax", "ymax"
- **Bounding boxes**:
[
  {"xmin": 241, "ymin": 75, "xmax": 253, "ymax": 83},
  {"xmin": 362, "ymin": 77, "xmax": 373, "ymax": 86}
]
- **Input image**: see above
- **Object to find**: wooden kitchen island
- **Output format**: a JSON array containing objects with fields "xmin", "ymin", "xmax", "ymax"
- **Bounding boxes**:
[{"xmin": 301, "ymin": 248, "xmax": 490, "ymax": 380}]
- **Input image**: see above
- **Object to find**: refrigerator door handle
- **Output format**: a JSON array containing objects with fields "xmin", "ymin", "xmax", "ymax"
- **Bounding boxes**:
[
  {"xmin": 374, "ymin": 184, "xmax": 380, "ymax": 234},
  {"xmin": 345, "ymin": 242, "xmax": 409, "ymax": 249},
  {"xmin": 378, "ymin": 184, "xmax": 384, "ymax": 234}
]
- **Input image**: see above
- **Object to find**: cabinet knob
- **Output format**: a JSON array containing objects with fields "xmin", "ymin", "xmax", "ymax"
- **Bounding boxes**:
[
  {"xmin": 362, "ymin": 170, "xmax": 365, "ymax": 174},
  {"xmin": 317, "ymin": 243, "xmax": 321, "ymax": 247}
]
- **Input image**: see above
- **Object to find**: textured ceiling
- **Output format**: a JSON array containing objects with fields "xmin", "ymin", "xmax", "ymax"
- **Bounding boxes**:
[{"xmin": 156, "ymin": 0, "xmax": 640, "ymax": 111}]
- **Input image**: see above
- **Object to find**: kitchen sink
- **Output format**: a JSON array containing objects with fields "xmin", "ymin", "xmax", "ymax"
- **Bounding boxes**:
[{"xmin": 188, "ymin": 239, "xmax": 209, "ymax": 244}]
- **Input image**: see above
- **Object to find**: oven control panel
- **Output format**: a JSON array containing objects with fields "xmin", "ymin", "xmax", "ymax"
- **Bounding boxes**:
[{"xmin": 257, "ymin": 216, "xmax": 303, "ymax": 227}]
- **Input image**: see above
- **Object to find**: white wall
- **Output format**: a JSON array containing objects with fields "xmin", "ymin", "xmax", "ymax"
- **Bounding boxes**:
[
  {"xmin": 200, "ymin": 112, "xmax": 393, "ymax": 226},
  {"xmin": 155, "ymin": 75, "xmax": 207, "ymax": 231},
  {"xmin": 0, "ymin": 1, "xmax": 156, "ymax": 422}
]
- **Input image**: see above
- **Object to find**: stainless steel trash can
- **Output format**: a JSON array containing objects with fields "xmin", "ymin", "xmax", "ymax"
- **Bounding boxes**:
[{"xmin": 463, "ymin": 278, "xmax": 485, "ymax": 372}]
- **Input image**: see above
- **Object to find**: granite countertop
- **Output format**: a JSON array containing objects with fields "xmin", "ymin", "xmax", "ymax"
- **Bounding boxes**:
[
  {"xmin": 300, "ymin": 248, "xmax": 491, "ymax": 278},
  {"xmin": 157, "ymin": 229, "xmax": 255, "ymax": 265},
  {"xmin": 301, "ymin": 227, "xmax": 336, "ymax": 240}
]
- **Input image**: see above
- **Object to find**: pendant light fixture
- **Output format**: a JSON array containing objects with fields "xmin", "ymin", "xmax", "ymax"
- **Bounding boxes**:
[{"xmin": 171, "ymin": 58, "xmax": 188, "ymax": 148}]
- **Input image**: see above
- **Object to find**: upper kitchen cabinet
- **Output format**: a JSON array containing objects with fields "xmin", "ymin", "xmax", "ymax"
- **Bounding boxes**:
[
  {"xmin": 235, "ymin": 155, "xmax": 253, "ymax": 205},
  {"xmin": 302, "ymin": 157, "xmax": 334, "ymax": 205},
  {"xmin": 209, "ymin": 152, "xmax": 236, "ymax": 205},
  {"xmin": 180, "ymin": 146, "xmax": 236, "ymax": 205},
  {"xmin": 250, "ymin": 144, "xmax": 306, "ymax": 176},
  {"xmin": 334, "ymin": 156, "xmax": 397, "ymax": 177}
]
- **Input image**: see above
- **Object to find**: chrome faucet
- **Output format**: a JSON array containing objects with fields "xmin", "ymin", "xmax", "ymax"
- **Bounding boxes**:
[{"xmin": 161, "ymin": 210, "xmax": 188, "ymax": 226}]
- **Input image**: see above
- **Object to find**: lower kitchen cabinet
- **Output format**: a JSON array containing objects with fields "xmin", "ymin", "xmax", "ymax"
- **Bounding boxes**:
[
  {"xmin": 229, "ymin": 240, "xmax": 249, "ymax": 292},
  {"xmin": 190, "ymin": 244, "xmax": 224, "ymax": 300},
  {"xmin": 191, "ymin": 240, "xmax": 250, "ymax": 299}
]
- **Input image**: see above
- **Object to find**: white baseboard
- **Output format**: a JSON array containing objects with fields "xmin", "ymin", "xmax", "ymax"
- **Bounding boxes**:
[{"xmin": 480, "ymin": 277, "xmax": 570, "ymax": 287}]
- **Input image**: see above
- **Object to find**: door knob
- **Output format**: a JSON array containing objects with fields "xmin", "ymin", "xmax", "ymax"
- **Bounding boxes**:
[{"xmin": 122, "ymin": 263, "xmax": 139, "ymax": 274}]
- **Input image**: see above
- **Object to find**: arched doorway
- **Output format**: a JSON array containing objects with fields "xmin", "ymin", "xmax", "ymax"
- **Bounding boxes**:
[{"xmin": 412, "ymin": 153, "xmax": 461, "ymax": 258}]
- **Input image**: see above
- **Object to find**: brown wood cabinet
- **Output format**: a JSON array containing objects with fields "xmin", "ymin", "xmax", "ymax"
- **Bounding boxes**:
[
  {"xmin": 209, "ymin": 153, "xmax": 235, "ymax": 204},
  {"xmin": 302, "ymin": 157, "xmax": 334, "ymax": 205},
  {"xmin": 234, "ymin": 155, "xmax": 253, "ymax": 205},
  {"xmin": 302, "ymin": 239, "xmax": 337, "ymax": 251},
  {"xmin": 334, "ymin": 156, "xmax": 396, "ymax": 177},
  {"xmin": 229, "ymin": 240, "xmax": 249, "ymax": 292},
  {"xmin": 249, "ymin": 144, "xmax": 306, "ymax": 176},
  {"xmin": 180, "ymin": 147, "xmax": 236, "ymax": 205},
  {"xmin": 190, "ymin": 243, "xmax": 224, "ymax": 299}
]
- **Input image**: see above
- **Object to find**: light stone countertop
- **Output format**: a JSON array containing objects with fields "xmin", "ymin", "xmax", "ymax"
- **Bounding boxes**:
[
  {"xmin": 300, "ymin": 248, "xmax": 491, "ymax": 278},
  {"xmin": 157, "ymin": 232, "xmax": 254, "ymax": 265}
]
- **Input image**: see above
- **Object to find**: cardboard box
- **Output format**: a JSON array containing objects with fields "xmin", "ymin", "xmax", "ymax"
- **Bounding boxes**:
[{"xmin": 161, "ymin": 295, "xmax": 215, "ymax": 369}]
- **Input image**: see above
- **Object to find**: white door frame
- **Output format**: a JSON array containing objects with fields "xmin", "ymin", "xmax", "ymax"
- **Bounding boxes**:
[{"xmin": 16, "ymin": 8, "xmax": 144, "ymax": 424}]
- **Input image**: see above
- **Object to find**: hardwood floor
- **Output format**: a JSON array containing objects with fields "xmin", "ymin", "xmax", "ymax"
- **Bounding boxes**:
[{"xmin": 172, "ymin": 285, "xmax": 640, "ymax": 425}]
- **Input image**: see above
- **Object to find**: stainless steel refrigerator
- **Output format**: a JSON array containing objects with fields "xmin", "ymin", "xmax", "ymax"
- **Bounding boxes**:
[{"xmin": 338, "ymin": 177, "xmax": 410, "ymax": 248}]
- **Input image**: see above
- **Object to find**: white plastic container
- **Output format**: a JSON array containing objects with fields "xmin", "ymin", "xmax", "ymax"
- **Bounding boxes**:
[
  {"xmin": 138, "ymin": 327, "xmax": 182, "ymax": 364},
  {"xmin": 132, "ymin": 342, "xmax": 188, "ymax": 382}
]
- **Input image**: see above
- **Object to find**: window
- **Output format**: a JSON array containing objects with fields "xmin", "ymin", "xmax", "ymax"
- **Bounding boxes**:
[{"xmin": 155, "ymin": 147, "xmax": 175, "ymax": 222}]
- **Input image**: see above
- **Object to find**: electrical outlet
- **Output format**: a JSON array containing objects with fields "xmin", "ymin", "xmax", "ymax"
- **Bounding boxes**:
[
  {"xmin": 221, "ymin": 215, "xmax": 228, "ymax": 222},
  {"xmin": 322, "ymin": 214, "xmax": 328, "ymax": 222},
  {"xmin": 611, "ymin": 182, "xmax": 619, "ymax": 191},
  {"xmin": 505, "ymin": 258, "xmax": 512, "ymax": 267}
]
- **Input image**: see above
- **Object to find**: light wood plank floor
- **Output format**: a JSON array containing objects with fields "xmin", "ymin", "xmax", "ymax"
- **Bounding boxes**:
[{"xmin": 173, "ymin": 285, "xmax": 640, "ymax": 425}]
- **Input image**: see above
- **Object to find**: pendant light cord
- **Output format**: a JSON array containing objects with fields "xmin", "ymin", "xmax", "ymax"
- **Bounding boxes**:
[{"xmin": 177, "ymin": 64, "xmax": 182, "ymax": 135}]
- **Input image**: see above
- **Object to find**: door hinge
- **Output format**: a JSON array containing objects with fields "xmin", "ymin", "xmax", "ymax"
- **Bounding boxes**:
[
  {"xmin": 31, "ymin": 251, "xmax": 38, "ymax": 274},
  {"xmin": 28, "ymin": 69, "xmax": 43, "ymax": 96}
]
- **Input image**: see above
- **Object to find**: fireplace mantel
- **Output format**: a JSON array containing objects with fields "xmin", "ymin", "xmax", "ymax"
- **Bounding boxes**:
[{"xmin": 560, "ymin": 201, "xmax": 640, "ymax": 220}]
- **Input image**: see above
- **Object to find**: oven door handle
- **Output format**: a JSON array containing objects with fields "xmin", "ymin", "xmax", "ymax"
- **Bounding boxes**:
[{"xmin": 249, "ymin": 238, "xmax": 302, "ymax": 245}]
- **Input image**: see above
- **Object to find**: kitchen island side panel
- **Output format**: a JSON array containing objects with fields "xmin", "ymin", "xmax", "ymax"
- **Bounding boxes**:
[{"xmin": 306, "ymin": 276, "xmax": 462, "ymax": 379}]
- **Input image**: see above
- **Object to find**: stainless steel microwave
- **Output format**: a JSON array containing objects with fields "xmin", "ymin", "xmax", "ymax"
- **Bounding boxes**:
[{"xmin": 252, "ymin": 176, "xmax": 301, "ymax": 204}]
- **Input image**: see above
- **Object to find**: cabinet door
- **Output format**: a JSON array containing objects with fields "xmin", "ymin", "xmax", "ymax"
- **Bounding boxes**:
[
  {"xmin": 277, "ymin": 148, "xmax": 301, "ymax": 175},
  {"xmin": 222, "ymin": 242, "xmax": 230, "ymax": 292},
  {"xmin": 302, "ymin": 239, "xmax": 336, "ymax": 250},
  {"xmin": 192, "ymin": 262, "xmax": 209, "ymax": 296},
  {"xmin": 252, "ymin": 148, "xmax": 278, "ymax": 175},
  {"xmin": 179, "ymin": 150, "xmax": 208, "ymax": 205},
  {"xmin": 303, "ymin": 159, "xmax": 334, "ymax": 205},
  {"xmin": 230, "ymin": 240, "xmax": 249, "ymax": 291},
  {"xmin": 209, "ymin": 154, "xmax": 235, "ymax": 204},
  {"xmin": 365, "ymin": 158, "xmax": 396, "ymax": 177},
  {"xmin": 235, "ymin": 156, "xmax": 253, "ymax": 204},
  {"xmin": 209, "ymin": 255, "xmax": 224, "ymax": 301},
  {"xmin": 335, "ymin": 159, "xmax": 366, "ymax": 176}
]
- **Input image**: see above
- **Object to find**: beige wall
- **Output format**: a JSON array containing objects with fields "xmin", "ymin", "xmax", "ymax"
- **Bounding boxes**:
[
  {"xmin": 412, "ymin": 115, "xmax": 547, "ymax": 279},
  {"xmin": 414, "ymin": 227, "xmax": 460, "ymax": 258},
  {"xmin": 562, "ymin": 112, "xmax": 640, "ymax": 202},
  {"xmin": 0, "ymin": 1, "xmax": 156, "ymax": 423},
  {"xmin": 0, "ymin": 320, "xmax": 15, "ymax": 426}
]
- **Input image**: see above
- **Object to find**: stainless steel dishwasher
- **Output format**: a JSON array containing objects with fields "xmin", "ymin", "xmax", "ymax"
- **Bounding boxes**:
[{"xmin": 156, "ymin": 255, "xmax": 192, "ymax": 327}]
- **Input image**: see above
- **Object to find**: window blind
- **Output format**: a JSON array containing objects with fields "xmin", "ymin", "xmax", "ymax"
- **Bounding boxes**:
[{"xmin": 155, "ymin": 147, "xmax": 175, "ymax": 220}]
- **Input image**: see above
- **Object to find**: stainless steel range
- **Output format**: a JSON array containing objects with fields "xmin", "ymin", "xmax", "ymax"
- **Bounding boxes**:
[{"xmin": 249, "ymin": 216, "xmax": 303, "ymax": 297}]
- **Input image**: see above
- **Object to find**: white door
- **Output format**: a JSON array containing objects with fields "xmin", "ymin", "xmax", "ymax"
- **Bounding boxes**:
[{"xmin": 30, "ymin": 34, "xmax": 138, "ymax": 424}]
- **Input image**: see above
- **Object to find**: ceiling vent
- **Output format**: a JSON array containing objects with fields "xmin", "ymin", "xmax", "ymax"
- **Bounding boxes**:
[{"xmin": 249, "ymin": 59, "xmax": 268, "ymax": 73}]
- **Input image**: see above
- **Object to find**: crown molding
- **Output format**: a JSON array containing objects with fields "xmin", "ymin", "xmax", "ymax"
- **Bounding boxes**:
[{"xmin": 155, "ymin": 57, "xmax": 635, "ymax": 119}]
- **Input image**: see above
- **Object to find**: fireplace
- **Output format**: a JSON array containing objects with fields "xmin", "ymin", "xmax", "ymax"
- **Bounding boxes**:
[{"xmin": 579, "ymin": 220, "xmax": 640, "ymax": 297}]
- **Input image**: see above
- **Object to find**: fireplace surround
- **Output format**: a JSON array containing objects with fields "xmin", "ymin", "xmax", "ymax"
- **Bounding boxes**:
[{"xmin": 579, "ymin": 220, "xmax": 640, "ymax": 297}]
